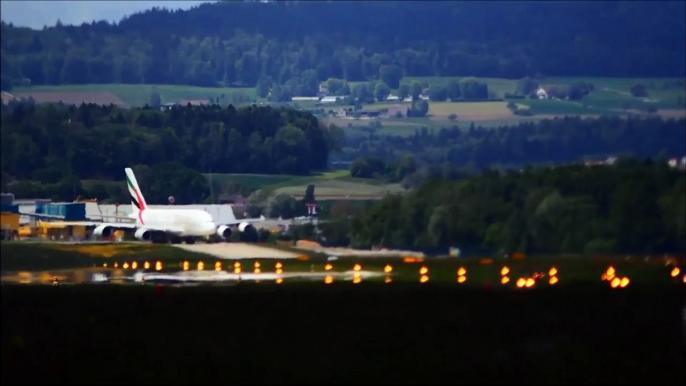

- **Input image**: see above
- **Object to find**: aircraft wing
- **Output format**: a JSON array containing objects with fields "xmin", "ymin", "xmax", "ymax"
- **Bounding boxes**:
[
  {"xmin": 20, "ymin": 211, "xmax": 135, "ymax": 223},
  {"xmin": 32, "ymin": 220, "xmax": 185, "ymax": 236},
  {"xmin": 90, "ymin": 222, "xmax": 187, "ymax": 236}
]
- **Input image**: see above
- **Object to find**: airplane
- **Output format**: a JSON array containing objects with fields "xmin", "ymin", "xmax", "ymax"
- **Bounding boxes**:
[{"xmin": 21, "ymin": 168, "xmax": 265, "ymax": 244}]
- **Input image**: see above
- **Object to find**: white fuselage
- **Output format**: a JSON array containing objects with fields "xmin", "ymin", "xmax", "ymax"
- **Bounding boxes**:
[{"xmin": 135, "ymin": 208, "xmax": 217, "ymax": 237}]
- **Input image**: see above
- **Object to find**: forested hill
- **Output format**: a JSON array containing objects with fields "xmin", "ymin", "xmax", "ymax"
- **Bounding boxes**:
[{"xmin": 2, "ymin": 1, "xmax": 684, "ymax": 90}]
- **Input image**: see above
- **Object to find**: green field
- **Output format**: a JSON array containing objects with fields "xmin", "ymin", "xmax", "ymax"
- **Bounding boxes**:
[
  {"xmin": 11, "ymin": 84, "xmax": 258, "ymax": 107},
  {"xmin": 208, "ymin": 170, "xmax": 405, "ymax": 200}
]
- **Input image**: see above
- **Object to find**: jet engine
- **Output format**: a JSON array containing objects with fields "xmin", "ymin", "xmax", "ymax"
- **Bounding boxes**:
[
  {"xmin": 134, "ymin": 228, "xmax": 151, "ymax": 241},
  {"xmin": 216, "ymin": 225, "xmax": 232, "ymax": 239},
  {"xmin": 238, "ymin": 222, "xmax": 254, "ymax": 233},
  {"xmin": 93, "ymin": 224, "xmax": 114, "ymax": 238}
]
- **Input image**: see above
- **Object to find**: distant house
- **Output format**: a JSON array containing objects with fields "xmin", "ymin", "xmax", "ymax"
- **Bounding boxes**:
[
  {"xmin": 336, "ymin": 107, "xmax": 353, "ymax": 117},
  {"xmin": 385, "ymin": 94, "xmax": 400, "ymax": 102},
  {"xmin": 536, "ymin": 88, "xmax": 549, "ymax": 99},
  {"xmin": 319, "ymin": 96, "xmax": 340, "ymax": 104},
  {"xmin": 292, "ymin": 96, "xmax": 320, "ymax": 101},
  {"xmin": 319, "ymin": 84, "xmax": 329, "ymax": 96}
]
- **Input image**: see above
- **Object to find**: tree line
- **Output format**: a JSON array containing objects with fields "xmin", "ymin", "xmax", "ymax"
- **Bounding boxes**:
[
  {"xmin": 2, "ymin": 1, "xmax": 684, "ymax": 91},
  {"xmin": 344, "ymin": 159, "xmax": 686, "ymax": 255},
  {"xmin": 337, "ymin": 116, "xmax": 686, "ymax": 171},
  {"xmin": 0, "ymin": 101, "xmax": 344, "ymax": 183}
]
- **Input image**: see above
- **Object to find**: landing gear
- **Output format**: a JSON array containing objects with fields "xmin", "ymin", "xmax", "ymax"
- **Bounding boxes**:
[
  {"xmin": 184, "ymin": 236, "xmax": 196, "ymax": 244},
  {"xmin": 151, "ymin": 232, "xmax": 168, "ymax": 244}
]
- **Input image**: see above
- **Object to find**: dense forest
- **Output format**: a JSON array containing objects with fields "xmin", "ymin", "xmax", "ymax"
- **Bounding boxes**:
[
  {"xmin": 341, "ymin": 159, "xmax": 686, "ymax": 255},
  {"xmin": 2, "ymin": 1, "xmax": 684, "ymax": 91},
  {"xmin": 0, "ymin": 101, "xmax": 344, "ymax": 181},
  {"xmin": 339, "ymin": 116, "xmax": 686, "ymax": 170}
]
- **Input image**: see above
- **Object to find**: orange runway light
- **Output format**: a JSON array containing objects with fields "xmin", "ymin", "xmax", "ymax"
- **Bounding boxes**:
[
  {"xmin": 549, "ymin": 276, "xmax": 558, "ymax": 285},
  {"xmin": 254, "ymin": 268, "xmax": 261, "ymax": 274},
  {"xmin": 275, "ymin": 262, "xmax": 283, "ymax": 269},
  {"xmin": 420, "ymin": 275, "xmax": 429, "ymax": 283},
  {"xmin": 549, "ymin": 267, "xmax": 558, "ymax": 276},
  {"xmin": 103, "ymin": 263, "xmax": 108, "ymax": 268},
  {"xmin": 123, "ymin": 262, "xmax": 129, "ymax": 269},
  {"xmin": 276, "ymin": 278, "xmax": 283, "ymax": 284},
  {"xmin": 353, "ymin": 276, "xmax": 362, "ymax": 284},
  {"xmin": 384, "ymin": 265, "xmax": 393, "ymax": 273},
  {"xmin": 254, "ymin": 261, "xmax": 261, "ymax": 268},
  {"xmin": 501, "ymin": 276, "xmax": 510, "ymax": 285},
  {"xmin": 325, "ymin": 275, "xmax": 333, "ymax": 284},
  {"xmin": 215, "ymin": 262, "xmax": 222, "ymax": 271},
  {"xmin": 606, "ymin": 266, "xmax": 616, "ymax": 277},
  {"xmin": 276, "ymin": 268, "xmax": 283, "ymax": 275},
  {"xmin": 457, "ymin": 267, "xmax": 466, "ymax": 276},
  {"xmin": 385, "ymin": 276, "xmax": 392, "ymax": 283},
  {"xmin": 197, "ymin": 261, "xmax": 204, "ymax": 271},
  {"xmin": 144, "ymin": 261, "xmax": 150, "ymax": 270},
  {"xmin": 353, "ymin": 264, "xmax": 361, "ymax": 271},
  {"xmin": 611, "ymin": 277, "xmax": 621, "ymax": 288},
  {"xmin": 525, "ymin": 278, "xmax": 535, "ymax": 288},
  {"xmin": 131, "ymin": 261, "xmax": 138, "ymax": 269},
  {"xmin": 155, "ymin": 261, "xmax": 162, "ymax": 271},
  {"xmin": 683, "ymin": 275, "xmax": 686, "ymax": 283},
  {"xmin": 671, "ymin": 267, "xmax": 681, "ymax": 277},
  {"xmin": 457, "ymin": 275, "xmax": 466, "ymax": 284},
  {"xmin": 501, "ymin": 266, "xmax": 510, "ymax": 276},
  {"xmin": 620, "ymin": 277, "xmax": 630, "ymax": 287},
  {"xmin": 420, "ymin": 266, "xmax": 428, "ymax": 275},
  {"xmin": 234, "ymin": 268, "xmax": 241, "ymax": 274},
  {"xmin": 114, "ymin": 262, "xmax": 118, "ymax": 268},
  {"xmin": 183, "ymin": 261, "xmax": 189, "ymax": 271},
  {"xmin": 325, "ymin": 264, "xmax": 333, "ymax": 271}
]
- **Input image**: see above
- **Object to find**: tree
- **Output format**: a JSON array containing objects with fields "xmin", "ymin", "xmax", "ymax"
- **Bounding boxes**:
[
  {"xmin": 255, "ymin": 76, "xmax": 273, "ymax": 98},
  {"xmin": 379, "ymin": 64, "xmax": 403, "ymax": 89},
  {"xmin": 410, "ymin": 81, "xmax": 423, "ymax": 101},
  {"xmin": 398, "ymin": 84, "xmax": 410, "ymax": 100},
  {"xmin": 149, "ymin": 91, "xmax": 161, "ymax": 107},
  {"xmin": 374, "ymin": 82, "xmax": 390, "ymax": 101},
  {"xmin": 446, "ymin": 80, "xmax": 461, "ymax": 101},
  {"xmin": 515, "ymin": 77, "xmax": 539, "ymax": 96},
  {"xmin": 429, "ymin": 86, "xmax": 448, "ymax": 102},
  {"xmin": 630, "ymin": 84, "xmax": 648, "ymax": 97}
]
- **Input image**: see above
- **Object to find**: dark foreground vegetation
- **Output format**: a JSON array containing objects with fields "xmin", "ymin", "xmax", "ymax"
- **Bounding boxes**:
[
  {"xmin": 1, "ymin": 284, "xmax": 684, "ymax": 385},
  {"xmin": 2, "ymin": 1, "xmax": 684, "ymax": 91}
]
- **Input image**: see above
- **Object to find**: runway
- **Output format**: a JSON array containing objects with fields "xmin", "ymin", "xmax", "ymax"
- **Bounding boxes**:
[{"xmin": 171, "ymin": 242, "xmax": 301, "ymax": 259}]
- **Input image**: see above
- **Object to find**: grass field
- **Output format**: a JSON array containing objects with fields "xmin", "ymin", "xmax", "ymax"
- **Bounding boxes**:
[
  {"xmin": 208, "ymin": 170, "xmax": 405, "ymax": 200},
  {"xmin": 11, "ymin": 84, "xmax": 258, "ymax": 107}
]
